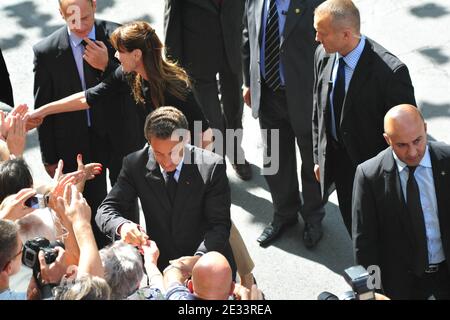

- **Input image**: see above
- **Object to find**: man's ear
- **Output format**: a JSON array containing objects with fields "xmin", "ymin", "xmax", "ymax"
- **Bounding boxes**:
[
  {"xmin": 2, "ymin": 261, "xmax": 12, "ymax": 275},
  {"xmin": 59, "ymin": 7, "xmax": 65, "ymax": 20},
  {"xmin": 187, "ymin": 279, "xmax": 194, "ymax": 293},
  {"xmin": 342, "ymin": 29, "xmax": 351, "ymax": 40},
  {"xmin": 383, "ymin": 133, "xmax": 391, "ymax": 147},
  {"xmin": 91, "ymin": 0, "xmax": 97, "ymax": 12}
]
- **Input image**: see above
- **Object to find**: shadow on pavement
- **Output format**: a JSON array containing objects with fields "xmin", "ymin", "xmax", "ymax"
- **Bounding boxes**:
[
  {"xmin": 419, "ymin": 47, "xmax": 450, "ymax": 65},
  {"xmin": 409, "ymin": 3, "xmax": 450, "ymax": 19},
  {"xmin": 96, "ymin": 0, "xmax": 116, "ymax": 13},
  {"xmin": 420, "ymin": 101, "xmax": 450, "ymax": 119},
  {"xmin": 0, "ymin": 34, "xmax": 26, "ymax": 51},
  {"xmin": 229, "ymin": 164, "xmax": 353, "ymax": 276},
  {"xmin": 3, "ymin": 1, "xmax": 60, "ymax": 39}
]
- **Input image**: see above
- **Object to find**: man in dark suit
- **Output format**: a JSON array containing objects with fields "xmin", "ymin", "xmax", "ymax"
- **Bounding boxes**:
[
  {"xmin": 33, "ymin": 0, "xmax": 120, "ymax": 247},
  {"xmin": 353, "ymin": 105, "xmax": 450, "ymax": 300},
  {"xmin": 243, "ymin": 0, "xmax": 326, "ymax": 248},
  {"xmin": 312, "ymin": 0, "xmax": 416, "ymax": 235},
  {"xmin": 164, "ymin": 0, "xmax": 252, "ymax": 181},
  {"xmin": 96, "ymin": 107, "xmax": 235, "ymax": 272},
  {"xmin": 0, "ymin": 48, "xmax": 14, "ymax": 107}
]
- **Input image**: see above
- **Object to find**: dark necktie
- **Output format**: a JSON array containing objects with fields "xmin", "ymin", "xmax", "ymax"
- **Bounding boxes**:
[
  {"xmin": 333, "ymin": 57, "xmax": 346, "ymax": 140},
  {"xmin": 406, "ymin": 166, "xmax": 429, "ymax": 276},
  {"xmin": 81, "ymin": 40, "xmax": 100, "ymax": 127},
  {"xmin": 166, "ymin": 170, "xmax": 178, "ymax": 205},
  {"xmin": 81, "ymin": 40, "xmax": 100, "ymax": 89},
  {"xmin": 264, "ymin": 0, "xmax": 281, "ymax": 91}
]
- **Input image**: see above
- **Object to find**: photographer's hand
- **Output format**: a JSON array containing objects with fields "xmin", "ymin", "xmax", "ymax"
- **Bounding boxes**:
[
  {"xmin": 38, "ymin": 247, "xmax": 67, "ymax": 285},
  {"xmin": 0, "ymin": 188, "xmax": 36, "ymax": 221},
  {"xmin": 27, "ymin": 276, "xmax": 41, "ymax": 300}
]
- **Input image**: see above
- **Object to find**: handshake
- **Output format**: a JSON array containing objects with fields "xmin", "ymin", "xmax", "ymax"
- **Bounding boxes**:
[{"xmin": 118, "ymin": 222, "xmax": 159, "ymax": 266}]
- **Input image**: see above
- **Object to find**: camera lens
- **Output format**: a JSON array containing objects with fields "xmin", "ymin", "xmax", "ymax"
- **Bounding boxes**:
[{"xmin": 317, "ymin": 291, "xmax": 340, "ymax": 300}]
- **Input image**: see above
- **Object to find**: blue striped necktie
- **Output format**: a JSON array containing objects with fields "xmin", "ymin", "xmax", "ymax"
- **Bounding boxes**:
[{"xmin": 264, "ymin": 0, "xmax": 281, "ymax": 91}]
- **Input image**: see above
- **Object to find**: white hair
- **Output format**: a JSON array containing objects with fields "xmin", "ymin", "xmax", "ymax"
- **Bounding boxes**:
[{"xmin": 99, "ymin": 241, "xmax": 144, "ymax": 300}]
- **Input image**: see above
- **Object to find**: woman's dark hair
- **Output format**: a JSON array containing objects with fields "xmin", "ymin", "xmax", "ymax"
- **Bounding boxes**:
[
  {"xmin": 110, "ymin": 21, "xmax": 191, "ymax": 108},
  {"xmin": 0, "ymin": 158, "xmax": 33, "ymax": 202}
]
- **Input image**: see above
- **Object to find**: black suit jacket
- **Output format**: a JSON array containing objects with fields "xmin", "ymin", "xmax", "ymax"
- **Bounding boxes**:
[
  {"xmin": 0, "ymin": 48, "xmax": 14, "ymax": 107},
  {"xmin": 243, "ymin": 0, "xmax": 323, "ymax": 137},
  {"xmin": 312, "ymin": 38, "xmax": 416, "ymax": 198},
  {"xmin": 33, "ymin": 20, "xmax": 120, "ymax": 170},
  {"xmin": 353, "ymin": 142, "xmax": 450, "ymax": 299},
  {"xmin": 96, "ymin": 144, "xmax": 234, "ymax": 271},
  {"xmin": 164, "ymin": 0, "xmax": 244, "ymax": 77}
]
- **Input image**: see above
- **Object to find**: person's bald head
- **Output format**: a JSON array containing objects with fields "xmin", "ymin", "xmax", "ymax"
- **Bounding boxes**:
[
  {"xmin": 383, "ymin": 104, "xmax": 427, "ymax": 166},
  {"xmin": 188, "ymin": 252, "xmax": 234, "ymax": 300}
]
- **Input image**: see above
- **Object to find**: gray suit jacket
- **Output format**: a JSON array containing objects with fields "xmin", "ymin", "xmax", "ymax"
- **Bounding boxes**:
[
  {"xmin": 242, "ymin": 0, "xmax": 323, "ymax": 137},
  {"xmin": 96, "ymin": 144, "xmax": 234, "ymax": 271}
]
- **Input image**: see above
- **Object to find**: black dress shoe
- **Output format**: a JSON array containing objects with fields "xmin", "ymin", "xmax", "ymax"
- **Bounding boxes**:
[
  {"xmin": 303, "ymin": 222, "xmax": 323, "ymax": 249},
  {"xmin": 257, "ymin": 223, "xmax": 283, "ymax": 247},
  {"xmin": 232, "ymin": 160, "xmax": 252, "ymax": 181}
]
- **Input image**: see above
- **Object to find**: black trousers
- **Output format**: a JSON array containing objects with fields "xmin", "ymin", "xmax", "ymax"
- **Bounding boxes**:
[
  {"xmin": 82, "ymin": 129, "xmax": 112, "ymax": 248},
  {"xmin": 57, "ymin": 127, "xmax": 111, "ymax": 249},
  {"xmin": 259, "ymin": 83, "xmax": 325, "ymax": 225},
  {"xmin": 327, "ymin": 140, "xmax": 356, "ymax": 236},
  {"xmin": 190, "ymin": 51, "xmax": 245, "ymax": 162}
]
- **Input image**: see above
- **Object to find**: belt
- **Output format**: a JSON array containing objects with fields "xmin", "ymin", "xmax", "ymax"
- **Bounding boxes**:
[{"xmin": 424, "ymin": 261, "xmax": 446, "ymax": 274}]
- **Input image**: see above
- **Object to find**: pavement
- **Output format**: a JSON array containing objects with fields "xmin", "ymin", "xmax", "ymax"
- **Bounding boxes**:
[{"xmin": 1, "ymin": 0, "xmax": 449, "ymax": 300}]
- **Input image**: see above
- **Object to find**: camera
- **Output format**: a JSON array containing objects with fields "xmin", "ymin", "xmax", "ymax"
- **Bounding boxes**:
[
  {"xmin": 22, "ymin": 237, "xmax": 65, "ymax": 274},
  {"xmin": 318, "ymin": 265, "xmax": 376, "ymax": 300},
  {"xmin": 24, "ymin": 194, "xmax": 48, "ymax": 209}
]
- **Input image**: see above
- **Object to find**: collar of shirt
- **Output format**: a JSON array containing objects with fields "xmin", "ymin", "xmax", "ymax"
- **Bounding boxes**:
[
  {"xmin": 68, "ymin": 25, "xmax": 96, "ymax": 48},
  {"xmin": 337, "ymin": 35, "xmax": 366, "ymax": 71},
  {"xmin": 392, "ymin": 145, "xmax": 432, "ymax": 173},
  {"xmin": 159, "ymin": 156, "xmax": 185, "ymax": 183}
]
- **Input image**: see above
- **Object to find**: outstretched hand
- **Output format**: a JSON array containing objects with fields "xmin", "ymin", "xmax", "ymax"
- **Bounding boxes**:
[{"xmin": 75, "ymin": 154, "xmax": 102, "ymax": 192}]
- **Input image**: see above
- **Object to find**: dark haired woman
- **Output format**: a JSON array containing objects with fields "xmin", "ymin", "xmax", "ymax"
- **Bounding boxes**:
[{"xmin": 30, "ymin": 21, "xmax": 212, "ymax": 181}]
